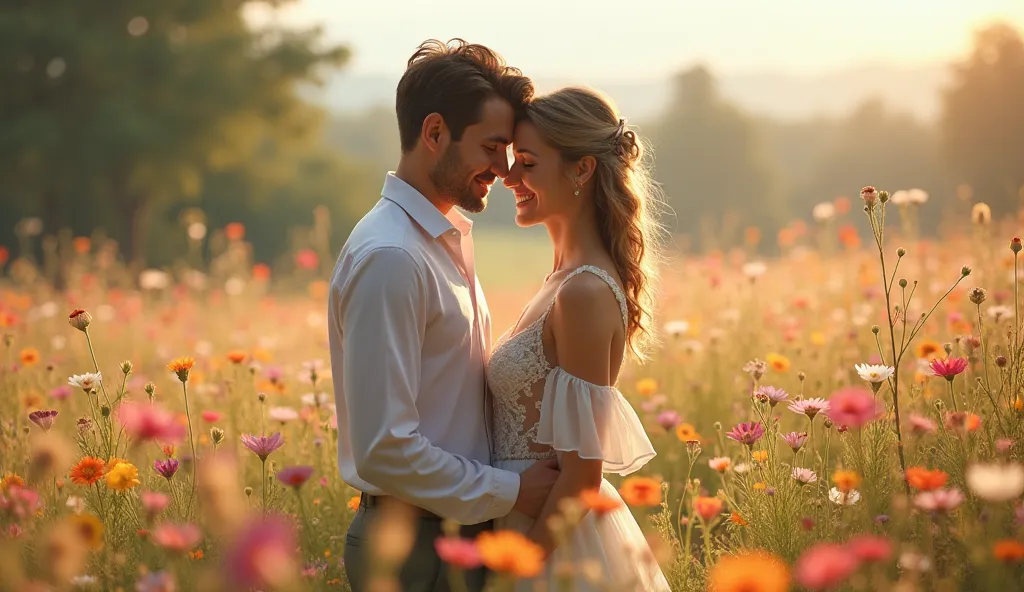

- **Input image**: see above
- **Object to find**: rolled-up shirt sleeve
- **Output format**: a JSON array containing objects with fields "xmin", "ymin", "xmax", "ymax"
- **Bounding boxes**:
[{"xmin": 336, "ymin": 246, "xmax": 519, "ymax": 524}]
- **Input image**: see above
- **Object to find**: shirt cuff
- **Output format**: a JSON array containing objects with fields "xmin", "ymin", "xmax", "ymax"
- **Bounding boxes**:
[{"xmin": 490, "ymin": 469, "xmax": 521, "ymax": 519}]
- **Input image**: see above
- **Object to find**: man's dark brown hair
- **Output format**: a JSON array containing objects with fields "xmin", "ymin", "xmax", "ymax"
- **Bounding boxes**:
[{"xmin": 396, "ymin": 39, "xmax": 534, "ymax": 152}]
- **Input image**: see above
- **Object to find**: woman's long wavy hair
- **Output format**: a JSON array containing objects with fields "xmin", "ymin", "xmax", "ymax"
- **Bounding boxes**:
[{"xmin": 523, "ymin": 86, "xmax": 666, "ymax": 360}]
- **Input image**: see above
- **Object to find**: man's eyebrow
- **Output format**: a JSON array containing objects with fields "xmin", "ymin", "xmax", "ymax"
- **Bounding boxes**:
[{"xmin": 485, "ymin": 135, "xmax": 511, "ymax": 144}]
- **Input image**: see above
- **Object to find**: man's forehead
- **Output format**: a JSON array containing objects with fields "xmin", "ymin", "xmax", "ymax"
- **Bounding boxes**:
[{"xmin": 469, "ymin": 98, "xmax": 514, "ymax": 142}]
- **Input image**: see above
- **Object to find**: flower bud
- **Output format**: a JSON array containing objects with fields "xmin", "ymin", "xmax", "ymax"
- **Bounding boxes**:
[
  {"xmin": 823, "ymin": 418, "xmax": 834, "ymax": 429},
  {"xmin": 961, "ymin": 266, "xmax": 972, "ymax": 277},
  {"xmin": 899, "ymin": 278, "xmax": 908, "ymax": 288},
  {"xmin": 969, "ymin": 287, "xmax": 987, "ymax": 305},
  {"xmin": 879, "ymin": 190, "xmax": 889, "ymax": 203},
  {"xmin": 860, "ymin": 186, "xmax": 878, "ymax": 208},
  {"xmin": 797, "ymin": 371, "xmax": 806, "ymax": 381},
  {"xmin": 996, "ymin": 355, "xmax": 1008, "ymax": 368},
  {"xmin": 1012, "ymin": 237, "xmax": 1022, "ymax": 254},
  {"xmin": 210, "ymin": 427, "xmax": 225, "ymax": 445},
  {"xmin": 120, "ymin": 360, "xmax": 133, "ymax": 375},
  {"xmin": 244, "ymin": 486, "xmax": 253, "ymax": 497},
  {"xmin": 144, "ymin": 382, "xmax": 156, "ymax": 397},
  {"xmin": 943, "ymin": 343, "xmax": 953, "ymax": 355},
  {"xmin": 100, "ymin": 406, "xmax": 110, "ymax": 418},
  {"xmin": 68, "ymin": 309, "xmax": 92, "ymax": 332},
  {"xmin": 258, "ymin": 393, "xmax": 266, "ymax": 403},
  {"xmin": 897, "ymin": 247, "xmax": 906, "ymax": 257},
  {"xmin": 2, "ymin": 334, "xmax": 13, "ymax": 348},
  {"xmin": 871, "ymin": 325, "xmax": 880, "ymax": 335}
]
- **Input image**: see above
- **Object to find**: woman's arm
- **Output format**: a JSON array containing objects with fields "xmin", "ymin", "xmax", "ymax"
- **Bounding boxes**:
[{"xmin": 524, "ymin": 272, "xmax": 624, "ymax": 555}]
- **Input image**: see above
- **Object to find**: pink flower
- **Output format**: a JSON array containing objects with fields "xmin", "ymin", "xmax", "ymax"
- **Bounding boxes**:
[
  {"xmin": 117, "ymin": 402, "xmax": 187, "ymax": 443},
  {"xmin": 0, "ymin": 486, "xmax": 42, "ymax": 522},
  {"xmin": 928, "ymin": 357, "xmax": 969, "ymax": 380},
  {"xmin": 141, "ymin": 491, "xmax": 171, "ymax": 517},
  {"xmin": 240, "ymin": 433, "xmax": 284, "ymax": 462},
  {"xmin": 152, "ymin": 523, "xmax": 203, "ymax": 553},
  {"xmin": 846, "ymin": 535, "xmax": 892, "ymax": 562},
  {"xmin": 656, "ymin": 410, "xmax": 682, "ymax": 431},
  {"xmin": 224, "ymin": 515, "xmax": 298, "ymax": 589},
  {"xmin": 276, "ymin": 466, "xmax": 315, "ymax": 489},
  {"xmin": 780, "ymin": 431, "xmax": 808, "ymax": 452},
  {"xmin": 825, "ymin": 387, "xmax": 880, "ymax": 429},
  {"xmin": 913, "ymin": 488, "xmax": 965, "ymax": 513},
  {"xmin": 28, "ymin": 410, "xmax": 58, "ymax": 432},
  {"xmin": 435, "ymin": 537, "xmax": 482, "ymax": 569},
  {"xmin": 201, "ymin": 410, "xmax": 222, "ymax": 423},
  {"xmin": 49, "ymin": 385, "xmax": 73, "ymax": 401},
  {"xmin": 725, "ymin": 421, "xmax": 765, "ymax": 448},
  {"xmin": 795, "ymin": 543, "xmax": 860, "ymax": 590},
  {"xmin": 754, "ymin": 386, "xmax": 789, "ymax": 406},
  {"xmin": 153, "ymin": 459, "xmax": 180, "ymax": 480},
  {"xmin": 789, "ymin": 398, "xmax": 830, "ymax": 419},
  {"xmin": 907, "ymin": 413, "xmax": 937, "ymax": 435},
  {"xmin": 997, "ymin": 439, "xmax": 1015, "ymax": 453}
]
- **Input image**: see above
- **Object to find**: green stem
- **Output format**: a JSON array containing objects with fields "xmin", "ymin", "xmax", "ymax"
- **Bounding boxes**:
[
  {"xmin": 181, "ymin": 380, "xmax": 198, "ymax": 514},
  {"xmin": 262, "ymin": 459, "xmax": 268, "ymax": 517}
]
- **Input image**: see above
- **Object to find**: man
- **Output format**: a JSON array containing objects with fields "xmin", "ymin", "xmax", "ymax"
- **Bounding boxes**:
[{"xmin": 329, "ymin": 39, "xmax": 560, "ymax": 592}]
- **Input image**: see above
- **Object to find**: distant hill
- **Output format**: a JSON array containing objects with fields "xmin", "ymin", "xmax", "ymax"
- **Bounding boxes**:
[{"xmin": 310, "ymin": 62, "xmax": 950, "ymax": 121}]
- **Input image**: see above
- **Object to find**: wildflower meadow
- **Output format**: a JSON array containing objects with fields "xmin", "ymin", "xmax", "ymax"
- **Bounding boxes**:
[{"xmin": 2, "ymin": 188, "xmax": 1024, "ymax": 591}]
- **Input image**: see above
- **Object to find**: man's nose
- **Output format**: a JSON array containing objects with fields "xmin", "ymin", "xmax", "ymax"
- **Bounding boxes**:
[{"xmin": 503, "ymin": 162, "xmax": 521, "ymax": 188}]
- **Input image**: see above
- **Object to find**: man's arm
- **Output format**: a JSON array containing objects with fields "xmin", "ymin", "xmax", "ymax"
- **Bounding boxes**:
[{"xmin": 335, "ymin": 246, "xmax": 520, "ymax": 524}]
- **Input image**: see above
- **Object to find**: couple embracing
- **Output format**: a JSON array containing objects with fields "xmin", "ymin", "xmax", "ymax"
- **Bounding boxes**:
[{"xmin": 329, "ymin": 38, "xmax": 670, "ymax": 592}]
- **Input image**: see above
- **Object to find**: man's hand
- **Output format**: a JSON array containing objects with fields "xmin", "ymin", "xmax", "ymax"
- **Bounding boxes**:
[{"xmin": 511, "ymin": 458, "xmax": 560, "ymax": 518}]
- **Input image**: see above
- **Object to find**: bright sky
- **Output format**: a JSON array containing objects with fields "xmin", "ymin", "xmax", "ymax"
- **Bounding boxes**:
[{"xmin": 262, "ymin": 0, "xmax": 1024, "ymax": 78}]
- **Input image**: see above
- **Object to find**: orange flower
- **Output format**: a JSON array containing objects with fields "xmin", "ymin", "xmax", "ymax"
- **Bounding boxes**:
[
  {"xmin": 905, "ymin": 467, "xmax": 948, "ymax": 491},
  {"xmin": 347, "ymin": 496, "xmax": 360, "ymax": 512},
  {"xmin": 993, "ymin": 540, "xmax": 1024, "ymax": 563},
  {"xmin": 837, "ymin": 224, "xmax": 860, "ymax": 249},
  {"xmin": 252, "ymin": 263, "xmax": 271, "ymax": 282},
  {"xmin": 751, "ymin": 450, "xmax": 768, "ymax": 463},
  {"xmin": 1, "ymin": 473, "xmax": 25, "ymax": 492},
  {"xmin": 709, "ymin": 551, "xmax": 790, "ymax": 592},
  {"xmin": 915, "ymin": 340, "xmax": 942, "ymax": 360},
  {"xmin": 70, "ymin": 457, "xmax": 106, "ymax": 486},
  {"xmin": 224, "ymin": 222, "xmax": 245, "ymax": 241},
  {"xmin": 832, "ymin": 470, "xmax": 861, "ymax": 493},
  {"xmin": 744, "ymin": 227, "xmax": 761, "ymax": 247},
  {"xmin": 190, "ymin": 549, "xmax": 204, "ymax": 560},
  {"xmin": 226, "ymin": 351, "xmax": 247, "ymax": 365},
  {"xmin": 475, "ymin": 530, "xmax": 544, "ymax": 578},
  {"xmin": 167, "ymin": 357, "xmax": 195, "ymax": 382},
  {"xmin": 635, "ymin": 378, "xmax": 658, "ymax": 397},
  {"xmin": 766, "ymin": 353, "xmax": 790, "ymax": 373},
  {"xmin": 19, "ymin": 347, "xmax": 39, "ymax": 366},
  {"xmin": 619, "ymin": 476, "xmax": 662, "ymax": 507},
  {"xmin": 675, "ymin": 423, "xmax": 701, "ymax": 442},
  {"xmin": 753, "ymin": 482, "xmax": 767, "ymax": 491},
  {"xmin": 579, "ymin": 489, "xmax": 624, "ymax": 516},
  {"xmin": 694, "ymin": 496, "xmax": 724, "ymax": 521},
  {"xmin": 729, "ymin": 512, "xmax": 748, "ymax": 526},
  {"xmin": 777, "ymin": 228, "xmax": 796, "ymax": 248},
  {"xmin": 72, "ymin": 237, "xmax": 91, "ymax": 255}
]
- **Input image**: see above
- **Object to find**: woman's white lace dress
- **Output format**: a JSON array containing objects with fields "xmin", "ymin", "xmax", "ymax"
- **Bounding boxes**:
[{"xmin": 486, "ymin": 266, "xmax": 670, "ymax": 591}]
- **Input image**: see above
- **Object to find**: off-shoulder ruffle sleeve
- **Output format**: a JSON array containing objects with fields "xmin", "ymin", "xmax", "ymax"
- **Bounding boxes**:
[{"xmin": 535, "ymin": 367, "xmax": 656, "ymax": 475}]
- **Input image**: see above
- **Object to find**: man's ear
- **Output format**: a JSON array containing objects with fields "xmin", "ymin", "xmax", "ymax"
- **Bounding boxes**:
[{"xmin": 421, "ymin": 113, "xmax": 448, "ymax": 154}]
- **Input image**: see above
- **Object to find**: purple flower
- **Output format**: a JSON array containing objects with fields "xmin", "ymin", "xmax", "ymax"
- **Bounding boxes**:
[
  {"xmin": 788, "ymin": 398, "xmax": 830, "ymax": 419},
  {"xmin": 154, "ymin": 458, "xmax": 180, "ymax": 480},
  {"xmin": 725, "ymin": 421, "xmax": 765, "ymax": 448},
  {"xmin": 240, "ymin": 433, "xmax": 284, "ymax": 462},
  {"xmin": 754, "ymin": 386, "xmax": 789, "ymax": 407},
  {"xmin": 780, "ymin": 431, "xmax": 808, "ymax": 452},
  {"xmin": 656, "ymin": 410, "xmax": 682, "ymax": 431},
  {"xmin": 28, "ymin": 410, "xmax": 58, "ymax": 432}
]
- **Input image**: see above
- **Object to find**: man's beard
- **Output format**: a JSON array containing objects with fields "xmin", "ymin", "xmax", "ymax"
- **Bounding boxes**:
[{"xmin": 429, "ymin": 144, "xmax": 490, "ymax": 213}]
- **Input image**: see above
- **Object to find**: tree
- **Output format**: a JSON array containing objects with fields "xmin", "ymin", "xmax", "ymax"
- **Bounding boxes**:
[
  {"xmin": 0, "ymin": 0, "xmax": 348, "ymax": 265},
  {"xmin": 647, "ymin": 66, "xmax": 781, "ymax": 251},
  {"xmin": 940, "ymin": 22, "xmax": 1024, "ymax": 215}
]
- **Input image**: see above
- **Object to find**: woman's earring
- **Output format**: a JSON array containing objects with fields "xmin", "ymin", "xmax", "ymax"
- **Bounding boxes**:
[{"xmin": 573, "ymin": 181, "xmax": 580, "ymax": 196}]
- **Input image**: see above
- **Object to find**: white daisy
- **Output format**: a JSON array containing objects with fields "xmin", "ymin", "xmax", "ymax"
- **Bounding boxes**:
[
  {"xmin": 854, "ymin": 363, "xmax": 894, "ymax": 383},
  {"xmin": 68, "ymin": 372, "xmax": 103, "ymax": 393},
  {"xmin": 829, "ymin": 487, "xmax": 861, "ymax": 505}
]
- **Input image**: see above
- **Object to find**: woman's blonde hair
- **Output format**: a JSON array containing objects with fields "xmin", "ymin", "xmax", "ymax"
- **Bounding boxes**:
[{"xmin": 524, "ymin": 86, "xmax": 665, "ymax": 359}]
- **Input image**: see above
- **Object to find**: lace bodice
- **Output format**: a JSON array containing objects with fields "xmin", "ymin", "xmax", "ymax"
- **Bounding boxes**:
[{"xmin": 487, "ymin": 266, "xmax": 628, "ymax": 462}]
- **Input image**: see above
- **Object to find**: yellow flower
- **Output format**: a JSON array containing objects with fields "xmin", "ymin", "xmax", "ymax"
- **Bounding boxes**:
[
  {"xmin": 809, "ymin": 332, "xmax": 826, "ymax": 346},
  {"xmin": 69, "ymin": 513, "xmax": 104, "ymax": 550},
  {"xmin": 751, "ymin": 450, "xmax": 768, "ymax": 463},
  {"xmin": 675, "ymin": 423, "xmax": 701, "ymax": 442},
  {"xmin": 635, "ymin": 378, "xmax": 658, "ymax": 397},
  {"xmin": 105, "ymin": 462, "xmax": 140, "ymax": 491},
  {"xmin": 476, "ymin": 530, "xmax": 544, "ymax": 578},
  {"xmin": 766, "ymin": 353, "xmax": 790, "ymax": 373},
  {"xmin": 832, "ymin": 470, "xmax": 861, "ymax": 493},
  {"xmin": 753, "ymin": 482, "xmax": 767, "ymax": 491}
]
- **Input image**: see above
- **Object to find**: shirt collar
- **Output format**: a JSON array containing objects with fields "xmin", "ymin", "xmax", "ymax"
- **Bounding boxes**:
[{"xmin": 381, "ymin": 172, "xmax": 473, "ymax": 239}]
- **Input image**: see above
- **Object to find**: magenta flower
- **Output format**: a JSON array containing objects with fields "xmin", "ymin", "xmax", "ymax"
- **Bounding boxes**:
[
  {"xmin": 276, "ymin": 466, "xmax": 315, "ymax": 489},
  {"xmin": 795, "ymin": 542, "xmax": 860, "ymax": 591},
  {"xmin": 117, "ymin": 402, "xmax": 187, "ymax": 443},
  {"xmin": 725, "ymin": 421, "xmax": 765, "ymax": 448},
  {"xmin": 846, "ymin": 535, "xmax": 893, "ymax": 563},
  {"xmin": 788, "ymin": 398, "xmax": 830, "ymax": 419},
  {"xmin": 152, "ymin": 523, "xmax": 203, "ymax": 553},
  {"xmin": 49, "ymin": 385, "xmax": 73, "ymax": 400},
  {"xmin": 241, "ymin": 433, "xmax": 284, "ymax": 462},
  {"xmin": 141, "ymin": 491, "xmax": 171, "ymax": 518},
  {"xmin": 0, "ymin": 486, "xmax": 42, "ymax": 522},
  {"xmin": 780, "ymin": 431, "xmax": 808, "ymax": 453},
  {"xmin": 913, "ymin": 488, "xmax": 965, "ymax": 513},
  {"xmin": 153, "ymin": 458, "xmax": 180, "ymax": 480},
  {"xmin": 656, "ymin": 410, "xmax": 682, "ymax": 431},
  {"xmin": 435, "ymin": 537, "xmax": 483, "ymax": 570},
  {"xmin": 224, "ymin": 515, "xmax": 298, "ymax": 589},
  {"xmin": 825, "ymin": 387, "xmax": 881, "ymax": 429},
  {"xmin": 28, "ymin": 409, "xmax": 58, "ymax": 432},
  {"xmin": 929, "ymin": 357, "xmax": 969, "ymax": 380},
  {"xmin": 754, "ymin": 386, "xmax": 789, "ymax": 407}
]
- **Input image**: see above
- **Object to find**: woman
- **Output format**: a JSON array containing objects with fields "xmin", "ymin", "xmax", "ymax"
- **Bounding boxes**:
[{"xmin": 486, "ymin": 86, "xmax": 670, "ymax": 590}]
